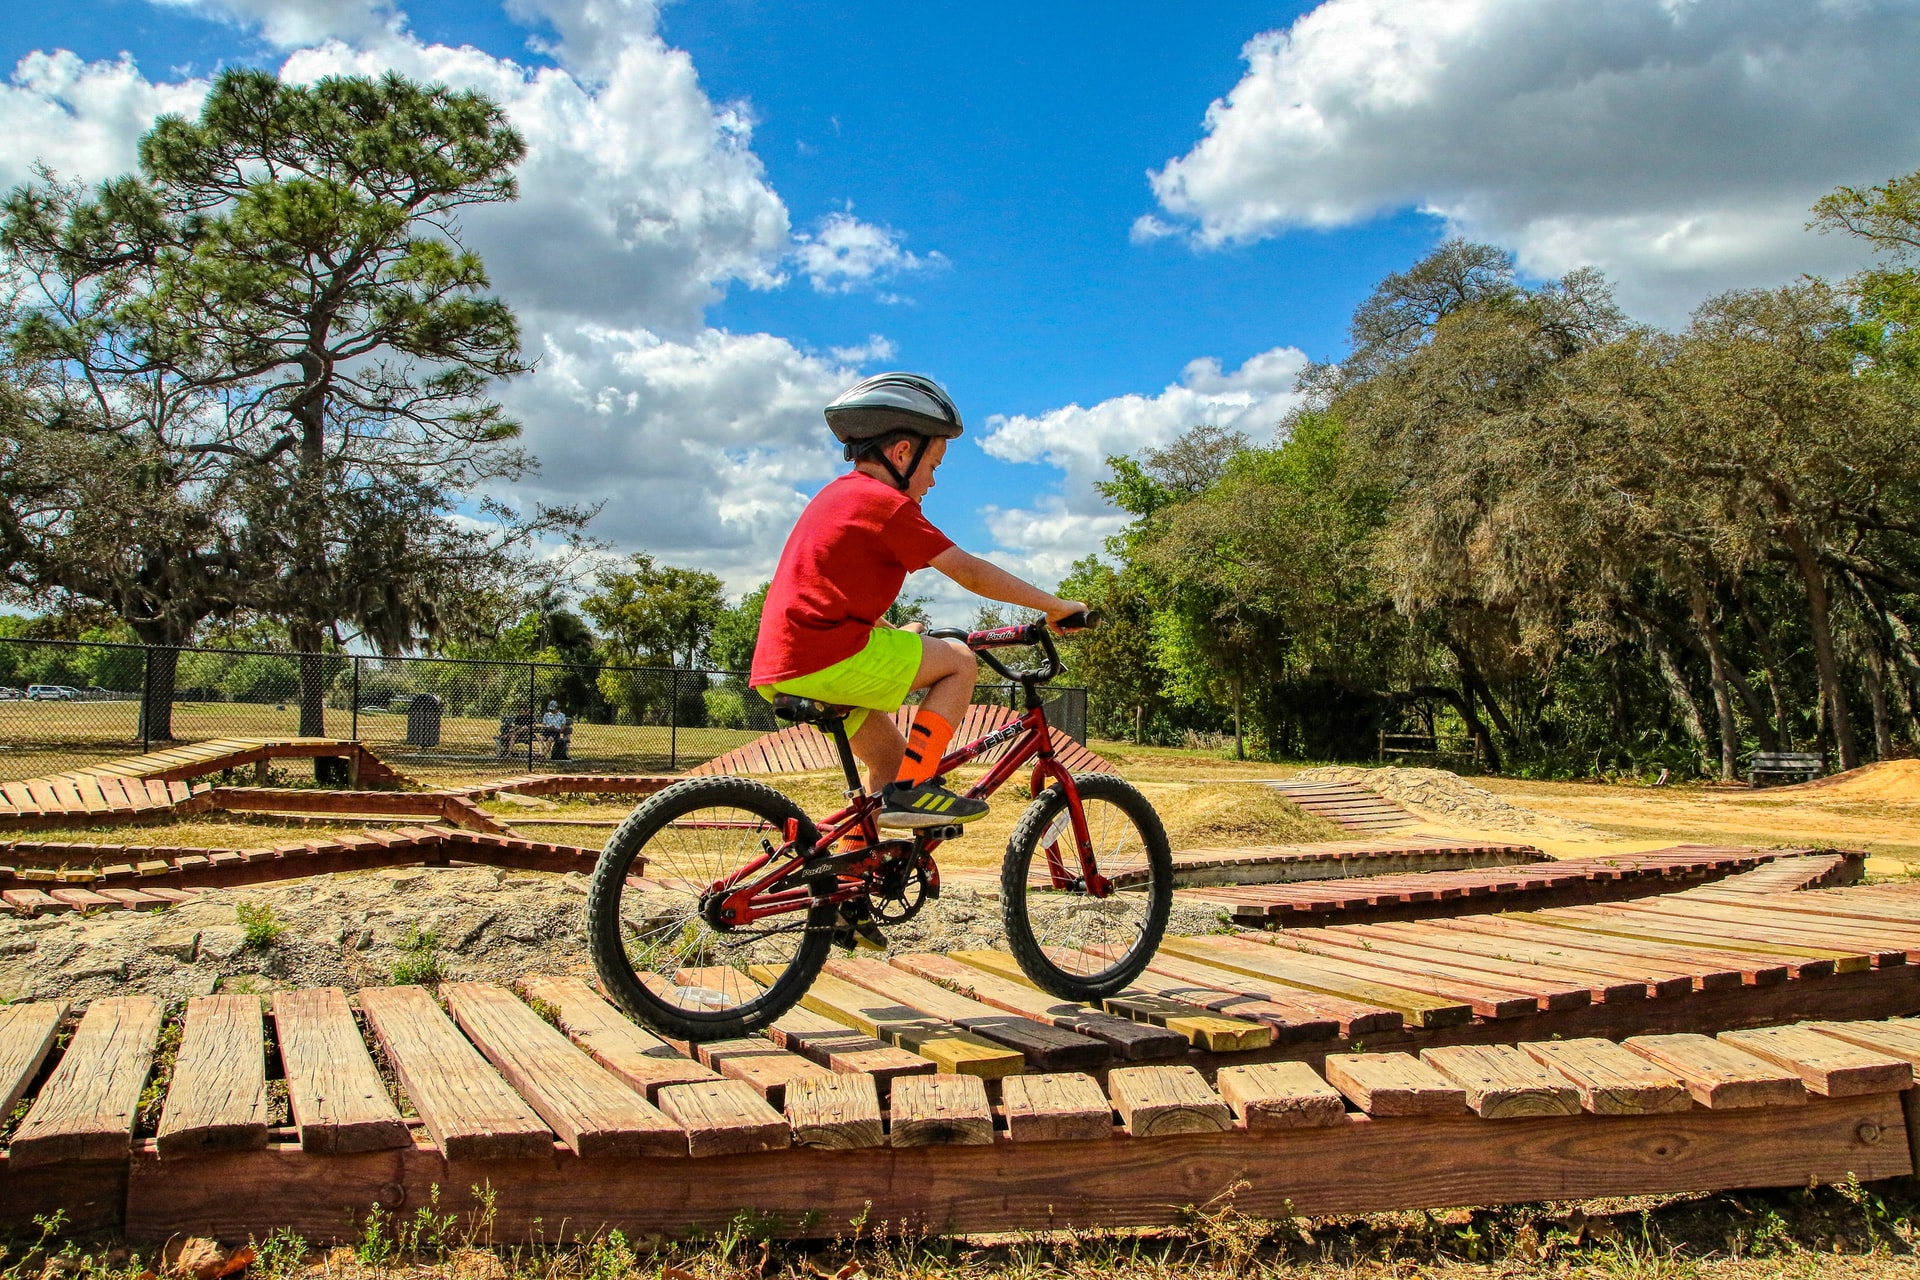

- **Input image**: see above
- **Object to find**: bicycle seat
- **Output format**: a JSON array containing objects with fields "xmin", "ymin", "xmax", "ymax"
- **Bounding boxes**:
[{"xmin": 771, "ymin": 694, "xmax": 846, "ymax": 725}]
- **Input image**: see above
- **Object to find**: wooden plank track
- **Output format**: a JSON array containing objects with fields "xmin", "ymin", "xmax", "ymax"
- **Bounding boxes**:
[
  {"xmin": 11, "ymin": 997, "xmax": 164, "ymax": 1167},
  {"xmin": 117, "ymin": 1092, "xmax": 1913, "ymax": 1242},
  {"xmin": 271, "ymin": 989, "xmax": 410, "ymax": 1154},
  {"xmin": 156, "ymin": 995, "xmax": 269, "ymax": 1157},
  {"xmin": 357, "ymin": 985, "xmax": 552, "ymax": 1160}
]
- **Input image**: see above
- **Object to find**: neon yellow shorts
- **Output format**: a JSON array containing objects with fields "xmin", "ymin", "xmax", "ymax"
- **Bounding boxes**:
[{"xmin": 756, "ymin": 626, "xmax": 924, "ymax": 735}]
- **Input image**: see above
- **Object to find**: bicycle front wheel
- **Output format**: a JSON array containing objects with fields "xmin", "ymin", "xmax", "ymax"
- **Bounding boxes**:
[
  {"xmin": 587, "ymin": 776, "xmax": 835, "ymax": 1041},
  {"xmin": 1000, "ymin": 772, "xmax": 1173, "ymax": 1002}
]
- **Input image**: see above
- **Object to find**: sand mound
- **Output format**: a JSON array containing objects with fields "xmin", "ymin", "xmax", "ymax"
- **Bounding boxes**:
[
  {"xmin": 1156, "ymin": 783, "xmax": 1342, "ymax": 847},
  {"xmin": 1781, "ymin": 759, "xmax": 1920, "ymax": 802},
  {"xmin": 1292, "ymin": 765, "xmax": 1598, "ymax": 837}
]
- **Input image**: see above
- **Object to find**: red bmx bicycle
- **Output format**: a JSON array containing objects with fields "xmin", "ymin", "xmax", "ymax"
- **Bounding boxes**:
[{"xmin": 586, "ymin": 615, "xmax": 1174, "ymax": 1040}]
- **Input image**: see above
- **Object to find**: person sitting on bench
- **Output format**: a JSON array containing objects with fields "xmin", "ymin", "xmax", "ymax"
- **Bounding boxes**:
[{"xmin": 539, "ymin": 700, "xmax": 572, "ymax": 760}]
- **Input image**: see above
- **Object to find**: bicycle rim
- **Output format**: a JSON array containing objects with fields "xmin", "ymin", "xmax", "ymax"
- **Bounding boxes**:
[
  {"xmin": 588, "ymin": 776, "xmax": 833, "ymax": 1038},
  {"xmin": 1000, "ymin": 773, "xmax": 1172, "ymax": 1000}
]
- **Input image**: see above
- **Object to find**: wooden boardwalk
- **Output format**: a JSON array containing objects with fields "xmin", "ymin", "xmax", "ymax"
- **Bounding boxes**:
[
  {"xmin": 1, "ymin": 826, "xmax": 605, "ymax": 907},
  {"xmin": 1269, "ymin": 780, "xmax": 1419, "ymax": 833},
  {"xmin": 689, "ymin": 703, "xmax": 1114, "ymax": 777},
  {"xmin": 1147, "ymin": 835, "xmax": 1547, "ymax": 888},
  {"xmin": 7, "ymin": 859, "xmax": 1920, "ymax": 1240},
  {"xmin": 1178, "ymin": 844, "xmax": 1833, "ymax": 926}
]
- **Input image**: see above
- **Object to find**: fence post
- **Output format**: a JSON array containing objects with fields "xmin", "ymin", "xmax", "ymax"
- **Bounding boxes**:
[
  {"xmin": 350, "ymin": 657, "xmax": 360, "ymax": 745},
  {"xmin": 141, "ymin": 646, "xmax": 152, "ymax": 754},
  {"xmin": 669, "ymin": 670, "xmax": 679, "ymax": 772},
  {"xmin": 528, "ymin": 663, "xmax": 537, "ymax": 771}
]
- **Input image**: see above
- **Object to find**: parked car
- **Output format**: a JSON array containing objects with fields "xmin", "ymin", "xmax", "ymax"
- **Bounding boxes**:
[
  {"xmin": 0, "ymin": 687, "xmax": 22, "ymax": 699},
  {"xmin": 26, "ymin": 684, "xmax": 79, "ymax": 700}
]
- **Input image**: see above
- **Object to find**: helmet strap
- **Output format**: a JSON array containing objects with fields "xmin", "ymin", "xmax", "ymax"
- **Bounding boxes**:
[{"xmin": 862, "ymin": 435, "xmax": 933, "ymax": 492}]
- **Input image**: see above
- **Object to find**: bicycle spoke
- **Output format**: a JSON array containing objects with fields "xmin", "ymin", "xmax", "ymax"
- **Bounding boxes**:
[{"xmin": 1020, "ymin": 795, "xmax": 1158, "ymax": 977}]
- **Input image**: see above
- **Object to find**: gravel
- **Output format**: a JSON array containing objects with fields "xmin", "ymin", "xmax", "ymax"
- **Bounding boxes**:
[{"xmin": 0, "ymin": 866, "xmax": 1230, "ymax": 1004}]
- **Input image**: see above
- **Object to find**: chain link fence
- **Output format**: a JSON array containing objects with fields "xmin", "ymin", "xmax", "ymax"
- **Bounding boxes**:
[{"xmin": 0, "ymin": 636, "xmax": 1086, "ymax": 784}]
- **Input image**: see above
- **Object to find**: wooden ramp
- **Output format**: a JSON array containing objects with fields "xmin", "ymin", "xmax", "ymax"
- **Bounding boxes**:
[
  {"xmin": 1146, "ymin": 836, "xmax": 1547, "ymax": 889},
  {"xmin": 1, "ymin": 827, "xmax": 605, "ymax": 906},
  {"xmin": 1271, "ymin": 780, "xmax": 1420, "ymax": 833},
  {"xmin": 2, "ymin": 975, "xmax": 1916, "ymax": 1240},
  {"xmin": 1178, "ymin": 844, "xmax": 1839, "ymax": 927},
  {"xmin": 689, "ymin": 703, "xmax": 1114, "ymax": 777}
]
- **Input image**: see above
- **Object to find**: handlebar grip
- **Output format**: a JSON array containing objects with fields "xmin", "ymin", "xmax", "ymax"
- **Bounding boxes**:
[{"xmin": 1055, "ymin": 610, "xmax": 1096, "ymax": 632}]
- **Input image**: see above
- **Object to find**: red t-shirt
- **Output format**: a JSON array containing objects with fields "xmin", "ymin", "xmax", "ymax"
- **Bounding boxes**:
[{"xmin": 751, "ymin": 471, "xmax": 954, "ymax": 684}]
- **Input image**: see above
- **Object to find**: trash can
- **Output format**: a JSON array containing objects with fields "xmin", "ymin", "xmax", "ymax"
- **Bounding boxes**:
[{"xmin": 406, "ymin": 693, "xmax": 443, "ymax": 747}]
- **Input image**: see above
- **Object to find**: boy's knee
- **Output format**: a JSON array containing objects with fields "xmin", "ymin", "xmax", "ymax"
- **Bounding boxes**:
[{"xmin": 941, "ymin": 637, "xmax": 978, "ymax": 679}]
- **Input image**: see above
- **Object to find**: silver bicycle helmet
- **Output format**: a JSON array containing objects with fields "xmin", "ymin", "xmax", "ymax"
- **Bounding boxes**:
[{"xmin": 825, "ymin": 373, "xmax": 963, "ymax": 489}]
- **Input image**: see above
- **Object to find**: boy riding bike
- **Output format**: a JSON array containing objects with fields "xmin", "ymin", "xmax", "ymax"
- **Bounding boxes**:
[
  {"xmin": 750, "ymin": 372, "xmax": 1087, "ymax": 829},
  {"xmin": 584, "ymin": 373, "xmax": 1172, "ymax": 1041}
]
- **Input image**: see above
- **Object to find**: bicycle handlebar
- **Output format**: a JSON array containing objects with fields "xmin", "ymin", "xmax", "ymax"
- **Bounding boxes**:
[{"xmin": 924, "ymin": 611, "xmax": 1099, "ymax": 685}]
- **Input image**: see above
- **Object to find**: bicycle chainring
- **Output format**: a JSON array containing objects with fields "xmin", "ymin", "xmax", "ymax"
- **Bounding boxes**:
[{"xmin": 867, "ymin": 848, "xmax": 937, "ymax": 924}]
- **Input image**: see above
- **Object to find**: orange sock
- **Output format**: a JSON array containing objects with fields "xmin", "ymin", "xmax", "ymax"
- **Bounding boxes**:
[{"xmin": 897, "ymin": 709, "xmax": 955, "ymax": 787}]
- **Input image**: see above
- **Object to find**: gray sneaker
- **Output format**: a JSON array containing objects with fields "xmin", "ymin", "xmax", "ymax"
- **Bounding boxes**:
[{"xmin": 878, "ymin": 780, "xmax": 989, "ymax": 828}]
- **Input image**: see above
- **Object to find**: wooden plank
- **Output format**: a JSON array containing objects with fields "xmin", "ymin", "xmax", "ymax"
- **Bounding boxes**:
[
  {"xmin": 897, "ymin": 952, "xmax": 1188, "ymax": 1060},
  {"xmin": 887, "ymin": 1073, "xmax": 994, "ymax": 1147},
  {"xmin": 695, "ymin": 1037, "xmax": 836, "ymax": 1110},
  {"xmin": 765, "ymin": 1005, "xmax": 936, "ymax": 1095},
  {"xmin": 156, "ymin": 996, "xmax": 269, "ymax": 1158},
  {"xmin": 1624, "ymin": 1033, "xmax": 1809, "ymax": 1109},
  {"xmin": 653, "ymin": 1079, "xmax": 788, "ymax": 1157},
  {"xmin": 114, "ymin": 1090, "xmax": 1915, "ymax": 1243},
  {"xmin": 1419, "ymin": 1044, "xmax": 1581, "ymax": 1119},
  {"xmin": 1719, "ymin": 1025, "xmax": 1913, "ymax": 1098},
  {"xmin": 825, "ymin": 957, "xmax": 1109, "ymax": 1069},
  {"xmin": 517, "ymin": 976, "xmax": 719, "ymax": 1101},
  {"xmin": 1804, "ymin": 1019, "xmax": 1920, "ymax": 1067},
  {"xmin": 952, "ymin": 947, "xmax": 1274, "ymax": 1049},
  {"xmin": 1261, "ymin": 931, "xmax": 1580, "ymax": 1017},
  {"xmin": 1107, "ymin": 1065, "xmax": 1232, "ymax": 1136},
  {"xmin": 1417, "ymin": 916, "xmax": 1742, "ymax": 993},
  {"xmin": 1000, "ymin": 1072, "xmax": 1113, "ymax": 1142},
  {"xmin": 783, "ymin": 1074, "xmax": 884, "ymax": 1150},
  {"xmin": 0, "ymin": 1002, "xmax": 66, "ymax": 1121},
  {"xmin": 1140, "ymin": 951, "xmax": 1404, "ymax": 1036},
  {"xmin": 755, "ymin": 965, "xmax": 1024, "ymax": 1079},
  {"xmin": 10, "ymin": 996, "xmax": 164, "ymax": 1167},
  {"xmin": 356, "ymin": 985, "xmax": 552, "ymax": 1160},
  {"xmin": 1215, "ymin": 1061, "xmax": 1347, "ymax": 1130},
  {"xmin": 271, "ymin": 989, "xmax": 409, "ymax": 1154},
  {"xmin": 1322, "ymin": 1052, "xmax": 1469, "ymax": 1117},
  {"xmin": 1521, "ymin": 1039, "xmax": 1692, "ymax": 1115},
  {"xmin": 442, "ymin": 983, "xmax": 682, "ymax": 1158},
  {"xmin": 1161, "ymin": 936, "xmax": 1474, "ymax": 1028}
]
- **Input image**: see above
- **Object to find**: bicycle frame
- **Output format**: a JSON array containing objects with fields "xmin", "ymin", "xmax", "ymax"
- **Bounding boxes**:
[{"xmin": 712, "ymin": 626, "xmax": 1107, "ymax": 929}]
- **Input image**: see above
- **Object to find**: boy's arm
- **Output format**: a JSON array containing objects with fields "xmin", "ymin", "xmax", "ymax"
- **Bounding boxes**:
[{"xmin": 928, "ymin": 547, "xmax": 1086, "ymax": 625}]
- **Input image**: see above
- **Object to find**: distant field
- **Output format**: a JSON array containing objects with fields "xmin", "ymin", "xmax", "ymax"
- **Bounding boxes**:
[{"xmin": 0, "ymin": 698, "xmax": 757, "ymax": 783}]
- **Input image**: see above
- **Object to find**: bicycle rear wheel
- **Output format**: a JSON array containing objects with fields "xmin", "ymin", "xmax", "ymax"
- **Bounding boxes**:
[
  {"xmin": 999, "ymin": 772, "xmax": 1173, "ymax": 1002},
  {"xmin": 587, "ymin": 776, "xmax": 835, "ymax": 1040}
]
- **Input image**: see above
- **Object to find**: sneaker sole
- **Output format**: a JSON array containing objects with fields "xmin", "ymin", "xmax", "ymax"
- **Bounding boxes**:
[{"xmin": 878, "ymin": 809, "xmax": 988, "ymax": 829}]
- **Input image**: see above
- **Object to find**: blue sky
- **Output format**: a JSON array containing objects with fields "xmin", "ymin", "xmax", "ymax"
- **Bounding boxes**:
[{"xmin": 4, "ymin": 0, "xmax": 1917, "ymax": 610}]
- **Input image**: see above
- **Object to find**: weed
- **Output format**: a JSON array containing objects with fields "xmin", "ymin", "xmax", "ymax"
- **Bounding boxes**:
[
  {"xmin": 392, "ymin": 925, "xmax": 444, "ymax": 985},
  {"xmin": 583, "ymin": 1229, "xmax": 637, "ymax": 1280},
  {"xmin": 357, "ymin": 1204, "xmax": 395, "ymax": 1269},
  {"xmin": 396, "ymin": 1185, "xmax": 458, "ymax": 1262},
  {"xmin": 251, "ymin": 1227, "xmax": 308, "ymax": 1280},
  {"xmin": 236, "ymin": 900, "xmax": 283, "ymax": 948}
]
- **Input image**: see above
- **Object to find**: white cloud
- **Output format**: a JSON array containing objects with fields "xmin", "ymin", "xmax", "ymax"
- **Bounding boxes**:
[
  {"xmin": 0, "ymin": 3, "xmax": 921, "ymax": 594},
  {"xmin": 0, "ymin": 52, "xmax": 207, "ymax": 193},
  {"xmin": 978, "ymin": 346, "xmax": 1308, "ymax": 585},
  {"xmin": 501, "ymin": 322, "xmax": 861, "ymax": 591},
  {"xmin": 150, "ymin": 0, "xmax": 402, "ymax": 49},
  {"xmin": 1147, "ymin": 0, "xmax": 1920, "ymax": 320},
  {"xmin": 792, "ymin": 210, "xmax": 946, "ymax": 296},
  {"xmin": 283, "ymin": 5, "xmax": 792, "ymax": 339}
]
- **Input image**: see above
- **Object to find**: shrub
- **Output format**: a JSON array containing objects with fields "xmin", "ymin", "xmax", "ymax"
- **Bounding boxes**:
[{"xmin": 235, "ymin": 901, "xmax": 283, "ymax": 949}]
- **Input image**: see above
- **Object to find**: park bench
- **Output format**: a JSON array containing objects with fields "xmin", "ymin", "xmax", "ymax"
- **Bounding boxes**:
[
  {"xmin": 496, "ymin": 711, "xmax": 571, "ymax": 760},
  {"xmin": 1748, "ymin": 750, "xmax": 1823, "ymax": 787}
]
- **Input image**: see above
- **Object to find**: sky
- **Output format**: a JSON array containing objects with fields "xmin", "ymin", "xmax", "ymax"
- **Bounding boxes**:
[{"xmin": 5, "ymin": 0, "xmax": 1919, "ymax": 616}]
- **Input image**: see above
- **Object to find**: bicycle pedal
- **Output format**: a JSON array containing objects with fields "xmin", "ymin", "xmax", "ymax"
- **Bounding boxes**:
[
  {"xmin": 831, "ymin": 913, "xmax": 890, "ymax": 952},
  {"xmin": 919, "ymin": 824, "xmax": 966, "ymax": 842}
]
